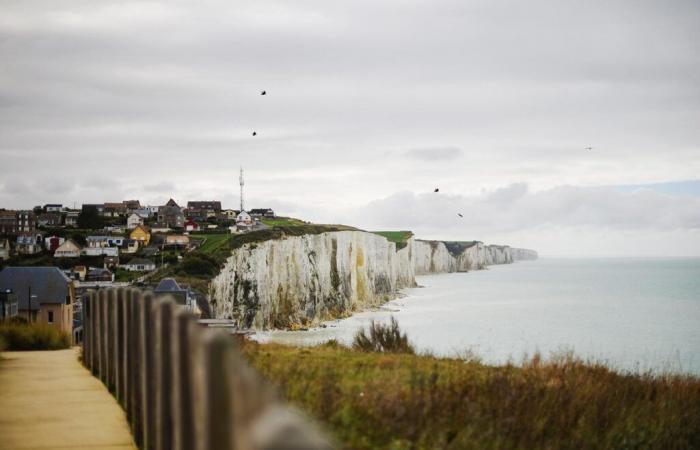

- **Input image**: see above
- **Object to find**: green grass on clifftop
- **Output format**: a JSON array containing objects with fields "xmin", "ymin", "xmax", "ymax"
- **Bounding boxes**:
[
  {"xmin": 242, "ymin": 342, "xmax": 700, "ymax": 450},
  {"xmin": 372, "ymin": 231, "xmax": 413, "ymax": 251}
]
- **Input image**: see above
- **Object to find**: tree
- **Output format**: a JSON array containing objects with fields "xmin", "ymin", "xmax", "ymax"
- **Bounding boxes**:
[{"xmin": 77, "ymin": 206, "xmax": 103, "ymax": 230}]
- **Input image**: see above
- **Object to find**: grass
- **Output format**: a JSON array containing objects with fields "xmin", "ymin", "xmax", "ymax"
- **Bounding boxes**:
[
  {"xmin": 196, "ymin": 234, "xmax": 232, "ymax": 254},
  {"xmin": 353, "ymin": 318, "xmax": 415, "ymax": 354},
  {"xmin": 242, "ymin": 341, "xmax": 700, "ymax": 450},
  {"xmin": 261, "ymin": 216, "xmax": 307, "ymax": 227},
  {"xmin": 372, "ymin": 231, "xmax": 413, "ymax": 251},
  {"xmin": 0, "ymin": 323, "xmax": 71, "ymax": 351}
]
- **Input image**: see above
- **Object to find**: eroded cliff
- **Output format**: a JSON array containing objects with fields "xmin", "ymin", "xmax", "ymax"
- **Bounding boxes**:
[{"xmin": 209, "ymin": 230, "xmax": 537, "ymax": 329}]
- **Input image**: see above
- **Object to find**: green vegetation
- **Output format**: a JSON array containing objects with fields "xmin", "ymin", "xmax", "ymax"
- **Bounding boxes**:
[
  {"xmin": 353, "ymin": 318, "xmax": 415, "ymax": 354},
  {"xmin": 77, "ymin": 205, "xmax": 103, "ymax": 229},
  {"xmin": 0, "ymin": 323, "xmax": 71, "ymax": 351},
  {"xmin": 196, "ymin": 234, "xmax": 232, "ymax": 254},
  {"xmin": 243, "ymin": 341, "xmax": 700, "ymax": 450},
  {"xmin": 114, "ymin": 269, "xmax": 145, "ymax": 283},
  {"xmin": 261, "ymin": 216, "xmax": 307, "ymax": 227},
  {"xmin": 372, "ymin": 231, "xmax": 413, "ymax": 251}
]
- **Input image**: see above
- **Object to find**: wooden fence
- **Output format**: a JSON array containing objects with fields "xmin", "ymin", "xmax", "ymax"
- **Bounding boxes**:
[{"xmin": 82, "ymin": 288, "xmax": 332, "ymax": 450}]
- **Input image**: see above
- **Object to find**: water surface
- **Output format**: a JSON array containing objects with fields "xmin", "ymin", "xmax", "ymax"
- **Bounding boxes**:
[{"xmin": 257, "ymin": 258, "xmax": 700, "ymax": 375}]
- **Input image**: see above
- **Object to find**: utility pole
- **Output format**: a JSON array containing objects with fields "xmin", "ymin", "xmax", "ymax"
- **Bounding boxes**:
[{"xmin": 239, "ymin": 166, "xmax": 245, "ymax": 212}]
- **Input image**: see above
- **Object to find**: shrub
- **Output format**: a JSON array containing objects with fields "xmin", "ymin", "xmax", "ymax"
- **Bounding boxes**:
[
  {"xmin": 353, "ymin": 317, "xmax": 415, "ymax": 354},
  {"xmin": 0, "ymin": 323, "xmax": 71, "ymax": 351},
  {"xmin": 179, "ymin": 253, "xmax": 219, "ymax": 277}
]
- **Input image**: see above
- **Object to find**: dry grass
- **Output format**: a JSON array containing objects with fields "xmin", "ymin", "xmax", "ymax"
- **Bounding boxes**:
[
  {"xmin": 242, "ymin": 341, "xmax": 700, "ymax": 450},
  {"xmin": 0, "ymin": 323, "xmax": 71, "ymax": 351},
  {"xmin": 353, "ymin": 318, "xmax": 415, "ymax": 354}
]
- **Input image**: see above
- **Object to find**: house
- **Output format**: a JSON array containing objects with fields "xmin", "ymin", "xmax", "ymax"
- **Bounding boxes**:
[
  {"xmin": 0, "ymin": 267, "xmax": 74, "ymax": 334},
  {"xmin": 86, "ymin": 268, "xmax": 113, "ymax": 282},
  {"xmin": 0, "ymin": 239, "xmax": 11, "ymax": 261},
  {"xmin": 82, "ymin": 246, "xmax": 118, "ymax": 257},
  {"xmin": 121, "ymin": 239, "xmax": 139, "ymax": 254},
  {"xmin": 0, "ymin": 289, "xmax": 19, "ymax": 321},
  {"xmin": 146, "ymin": 205, "xmax": 160, "ymax": 216},
  {"xmin": 150, "ymin": 223, "xmax": 171, "ymax": 233},
  {"xmin": 122, "ymin": 200, "xmax": 141, "ymax": 213},
  {"xmin": 72, "ymin": 266, "xmax": 87, "ymax": 281},
  {"xmin": 158, "ymin": 199, "xmax": 185, "ymax": 228},
  {"xmin": 186, "ymin": 201, "xmax": 222, "ymax": 221},
  {"xmin": 103, "ymin": 225, "xmax": 125, "ymax": 234},
  {"xmin": 45, "ymin": 235, "xmax": 66, "ymax": 252},
  {"xmin": 103, "ymin": 202, "xmax": 127, "ymax": 217},
  {"xmin": 130, "ymin": 225, "xmax": 151, "ymax": 246},
  {"xmin": 43, "ymin": 204, "xmax": 63, "ymax": 213},
  {"xmin": 184, "ymin": 219, "xmax": 200, "ymax": 232},
  {"xmin": 64, "ymin": 210, "xmax": 80, "ymax": 227},
  {"xmin": 236, "ymin": 210, "xmax": 253, "ymax": 232},
  {"xmin": 82, "ymin": 203, "xmax": 105, "ymax": 215},
  {"xmin": 16, "ymin": 211, "xmax": 36, "ymax": 232},
  {"xmin": 249, "ymin": 208, "xmax": 275, "ymax": 218},
  {"xmin": 121, "ymin": 258, "xmax": 155, "ymax": 272},
  {"xmin": 86, "ymin": 235, "xmax": 125, "ymax": 248},
  {"xmin": 222, "ymin": 209, "xmax": 239, "ymax": 221},
  {"xmin": 132, "ymin": 208, "xmax": 152, "ymax": 219},
  {"xmin": 54, "ymin": 239, "xmax": 81, "ymax": 258},
  {"xmin": 165, "ymin": 235, "xmax": 190, "ymax": 248},
  {"xmin": 16, "ymin": 232, "xmax": 43, "ymax": 255},
  {"xmin": 37, "ymin": 212, "xmax": 62, "ymax": 226},
  {"xmin": 0, "ymin": 210, "xmax": 18, "ymax": 234},
  {"xmin": 127, "ymin": 213, "xmax": 145, "ymax": 229},
  {"xmin": 103, "ymin": 256, "xmax": 119, "ymax": 270},
  {"xmin": 154, "ymin": 278, "xmax": 197, "ymax": 311}
]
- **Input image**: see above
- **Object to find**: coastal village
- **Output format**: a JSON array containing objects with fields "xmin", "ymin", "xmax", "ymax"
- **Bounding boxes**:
[{"xmin": 0, "ymin": 170, "xmax": 278, "ymax": 342}]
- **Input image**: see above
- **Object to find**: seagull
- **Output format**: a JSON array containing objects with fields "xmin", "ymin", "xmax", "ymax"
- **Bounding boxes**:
[
  {"xmin": 261, "ymin": 90, "xmax": 266, "ymax": 95},
  {"xmin": 252, "ymin": 131, "xmax": 257, "ymax": 136},
  {"xmin": 457, "ymin": 213, "xmax": 463, "ymax": 218},
  {"xmin": 434, "ymin": 188, "xmax": 439, "ymax": 193},
  {"xmin": 585, "ymin": 146, "xmax": 593, "ymax": 151}
]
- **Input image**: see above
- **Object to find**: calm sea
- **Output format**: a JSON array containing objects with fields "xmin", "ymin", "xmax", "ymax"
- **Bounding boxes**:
[{"xmin": 257, "ymin": 258, "xmax": 700, "ymax": 375}]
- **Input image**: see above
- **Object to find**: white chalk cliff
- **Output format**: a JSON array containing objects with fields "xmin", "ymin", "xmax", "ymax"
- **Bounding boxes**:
[{"xmin": 209, "ymin": 231, "xmax": 537, "ymax": 329}]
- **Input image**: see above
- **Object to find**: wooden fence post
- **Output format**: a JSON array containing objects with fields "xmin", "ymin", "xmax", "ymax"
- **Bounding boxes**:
[
  {"xmin": 107, "ymin": 289, "xmax": 117, "ymax": 392},
  {"xmin": 171, "ymin": 309, "xmax": 198, "ymax": 450},
  {"xmin": 90, "ymin": 291, "xmax": 99, "ymax": 375},
  {"xmin": 154, "ymin": 298, "xmax": 174, "ymax": 450},
  {"xmin": 141, "ymin": 293, "xmax": 157, "ymax": 450},
  {"xmin": 116, "ymin": 288, "xmax": 127, "ymax": 406},
  {"xmin": 82, "ymin": 292, "xmax": 91, "ymax": 370},
  {"xmin": 196, "ymin": 330, "xmax": 233, "ymax": 450},
  {"xmin": 131, "ymin": 290, "xmax": 144, "ymax": 447},
  {"xmin": 99, "ymin": 289, "xmax": 108, "ymax": 383}
]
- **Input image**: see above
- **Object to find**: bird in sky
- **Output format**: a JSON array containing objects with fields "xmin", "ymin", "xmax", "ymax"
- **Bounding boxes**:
[
  {"xmin": 261, "ymin": 90, "xmax": 266, "ymax": 95},
  {"xmin": 434, "ymin": 188, "xmax": 439, "ymax": 193},
  {"xmin": 252, "ymin": 131, "xmax": 257, "ymax": 136},
  {"xmin": 457, "ymin": 213, "xmax": 463, "ymax": 218},
  {"xmin": 585, "ymin": 146, "xmax": 593, "ymax": 150}
]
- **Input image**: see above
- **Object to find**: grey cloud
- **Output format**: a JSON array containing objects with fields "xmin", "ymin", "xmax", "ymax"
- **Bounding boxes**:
[{"xmin": 405, "ymin": 147, "xmax": 462, "ymax": 161}]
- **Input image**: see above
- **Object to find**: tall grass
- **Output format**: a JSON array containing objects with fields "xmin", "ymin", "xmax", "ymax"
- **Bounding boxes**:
[
  {"xmin": 242, "ymin": 341, "xmax": 700, "ymax": 450},
  {"xmin": 353, "ymin": 317, "xmax": 415, "ymax": 354},
  {"xmin": 0, "ymin": 323, "xmax": 71, "ymax": 351}
]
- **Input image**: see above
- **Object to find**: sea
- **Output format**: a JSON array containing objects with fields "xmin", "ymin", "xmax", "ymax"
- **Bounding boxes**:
[{"xmin": 256, "ymin": 258, "xmax": 700, "ymax": 375}]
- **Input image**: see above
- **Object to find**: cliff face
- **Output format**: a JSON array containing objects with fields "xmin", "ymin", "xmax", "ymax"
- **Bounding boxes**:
[{"xmin": 209, "ymin": 231, "xmax": 537, "ymax": 329}]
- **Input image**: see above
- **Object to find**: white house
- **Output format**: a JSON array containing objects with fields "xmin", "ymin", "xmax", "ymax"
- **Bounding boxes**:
[
  {"xmin": 127, "ymin": 213, "xmax": 144, "ymax": 230},
  {"xmin": 121, "ymin": 258, "xmax": 156, "ymax": 272},
  {"xmin": 82, "ymin": 246, "xmax": 119, "ymax": 257},
  {"xmin": 236, "ymin": 211, "xmax": 253, "ymax": 232},
  {"xmin": 54, "ymin": 239, "xmax": 81, "ymax": 258}
]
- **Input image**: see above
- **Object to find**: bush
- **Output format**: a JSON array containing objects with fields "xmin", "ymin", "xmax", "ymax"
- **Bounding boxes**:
[
  {"xmin": 0, "ymin": 323, "xmax": 71, "ymax": 351},
  {"xmin": 353, "ymin": 317, "xmax": 414, "ymax": 354},
  {"xmin": 179, "ymin": 253, "xmax": 219, "ymax": 277}
]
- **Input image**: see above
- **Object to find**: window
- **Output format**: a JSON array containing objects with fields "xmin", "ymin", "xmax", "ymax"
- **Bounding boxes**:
[{"xmin": 47, "ymin": 311, "xmax": 54, "ymax": 324}]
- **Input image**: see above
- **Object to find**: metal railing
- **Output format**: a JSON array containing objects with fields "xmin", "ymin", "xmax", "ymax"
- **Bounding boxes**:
[{"xmin": 83, "ymin": 288, "xmax": 332, "ymax": 450}]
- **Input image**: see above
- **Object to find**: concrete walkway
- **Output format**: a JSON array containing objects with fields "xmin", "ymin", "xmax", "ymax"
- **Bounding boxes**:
[{"xmin": 0, "ymin": 348, "xmax": 136, "ymax": 450}]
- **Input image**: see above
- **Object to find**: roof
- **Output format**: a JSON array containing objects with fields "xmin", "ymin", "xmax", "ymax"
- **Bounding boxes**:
[
  {"xmin": 0, "ymin": 267, "xmax": 71, "ymax": 310},
  {"xmin": 187, "ymin": 201, "xmax": 222, "ymax": 209},
  {"xmin": 88, "ymin": 268, "xmax": 112, "ymax": 276},
  {"xmin": 130, "ymin": 225, "xmax": 150, "ymax": 234},
  {"xmin": 154, "ymin": 278, "xmax": 182, "ymax": 292},
  {"xmin": 165, "ymin": 198, "xmax": 179, "ymax": 207},
  {"xmin": 126, "ymin": 258, "xmax": 154, "ymax": 266}
]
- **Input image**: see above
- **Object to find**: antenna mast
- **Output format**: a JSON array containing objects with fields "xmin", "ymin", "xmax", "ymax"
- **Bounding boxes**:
[{"xmin": 239, "ymin": 166, "xmax": 245, "ymax": 212}]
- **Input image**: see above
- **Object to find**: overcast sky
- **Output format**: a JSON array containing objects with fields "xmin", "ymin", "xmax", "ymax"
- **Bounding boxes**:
[{"xmin": 1, "ymin": 0, "xmax": 699, "ymax": 256}]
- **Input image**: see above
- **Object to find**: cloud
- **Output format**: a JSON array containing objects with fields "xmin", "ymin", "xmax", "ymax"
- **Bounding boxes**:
[{"xmin": 404, "ymin": 147, "xmax": 462, "ymax": 161}]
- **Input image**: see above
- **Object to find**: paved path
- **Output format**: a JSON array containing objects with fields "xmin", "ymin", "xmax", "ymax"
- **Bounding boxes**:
[{"xmin": 0, "ymin": 348, "xmax": 136, "ymax": 450}]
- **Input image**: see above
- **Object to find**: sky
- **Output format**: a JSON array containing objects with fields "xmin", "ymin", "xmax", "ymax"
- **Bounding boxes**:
[{"xmin": 1, "ymin": 0, "xmax": 699, "ymax": 256}]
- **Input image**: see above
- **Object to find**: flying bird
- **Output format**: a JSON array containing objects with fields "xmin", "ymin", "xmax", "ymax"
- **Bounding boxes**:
[
  {"xmin": 585, "ymin": 146, "xmax": 593, "ymax": 151},
  {"xmin": 457, "ymin": 213, "xmax": 463, "ymax": 218},
  {"xmin": 261, "ymin": 90, "xmax": 266, "ymax": 95},
  {"xmin": 434, "ymin": 188, "xmax": 439, "ymax": 193},
  {"xmin": 252, "ymin": 131, "xmax": 257, "ymax": 136}
]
